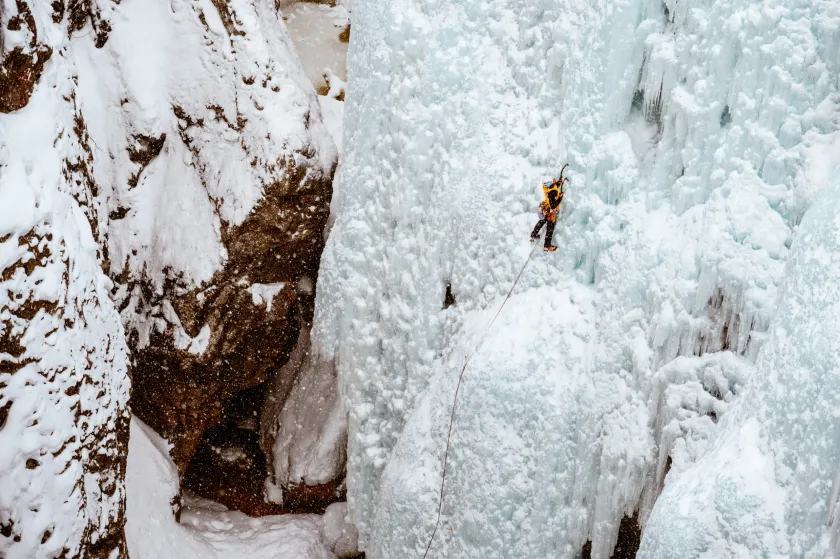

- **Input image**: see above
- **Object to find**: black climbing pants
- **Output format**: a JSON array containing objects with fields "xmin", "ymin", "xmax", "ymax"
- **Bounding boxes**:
[{"xmin": 531, "ymin": 218, "xmax": 556, "ymax": 248}]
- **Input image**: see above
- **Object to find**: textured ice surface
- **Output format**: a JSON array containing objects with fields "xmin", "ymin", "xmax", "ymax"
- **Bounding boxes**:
[
  {"xmin": 312, "ymin": 0, "xmax": 840, "ymax": 556},
  {"xmin": 639, "ymin": 173, "xmax": 840, "ymax": 558}
]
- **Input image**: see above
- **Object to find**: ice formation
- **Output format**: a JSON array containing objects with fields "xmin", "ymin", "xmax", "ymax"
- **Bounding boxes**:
[
  {"xmin": 639, "ymin": 174, "xmax": 840, "ymax": 558},
  {"xmin": 4, "ymin": 0, "xmax": 840, "ymax": 555},
  {"xmin": 313, "ymin": 0, "xmax": 840, "ymax": 557}
]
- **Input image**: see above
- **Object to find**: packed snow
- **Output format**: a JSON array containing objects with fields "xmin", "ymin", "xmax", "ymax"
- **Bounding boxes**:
[
  {"xmin": 282, "ymin": 2, "xmax": 351, "ymax": 92},
  {"xmin": 322, "ymin": 502, "xmax": 361, "ymax": 558},
  {"xmin": 248, "ymin": 282, "xmax": 287, "ymax": 313},
  {"xmin": 319, "ymin": 73, "xmax": 347, "ymax": 154},
  {"xmin": 269, "ymin": 344, "xmax": 347, "ymax": 491},
  {"xmin": 126, "ymin": 418, "xmax": 339, "ymax": 559},
  {"xmin": 262, "ymin": 322, "xmax": 348, "ymax": 504},
  {"xmin": 312, "ymin": 0, "xmax": 840, "ymax": 557}
]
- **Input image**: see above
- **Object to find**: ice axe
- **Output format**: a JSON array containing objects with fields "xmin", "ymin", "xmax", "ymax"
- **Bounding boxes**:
[{"xmin": 558, "ymin": 163, "xmax": 569, "ymax": 193}]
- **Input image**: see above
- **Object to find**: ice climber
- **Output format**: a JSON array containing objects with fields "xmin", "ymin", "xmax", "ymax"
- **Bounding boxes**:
[{"xmin": 530, "ymin": 165, "xmax": 568, "ymax": 252}]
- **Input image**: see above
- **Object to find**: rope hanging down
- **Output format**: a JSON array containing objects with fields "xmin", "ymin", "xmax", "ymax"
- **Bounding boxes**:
[{"xmin": 421, "ymin": 241, "xmax": 540, "ymax": 558}]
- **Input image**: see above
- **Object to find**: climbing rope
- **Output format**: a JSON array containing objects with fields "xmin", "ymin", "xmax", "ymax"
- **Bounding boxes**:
[{"xmin": 421, "ymin": 241, "xmax": 540, "ymax": 558}]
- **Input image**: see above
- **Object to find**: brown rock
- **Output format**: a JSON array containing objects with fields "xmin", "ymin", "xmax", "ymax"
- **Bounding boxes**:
[
  {"xmin": 65, "ymin": 0, "xmax": 111, "ymax": 48},
  {"xmin": 0, "ymin": 1, "xmax": 53, "ymax": 113},
  {"xmin": 128, "ymin": 154, "xmax": 333, "ymax": 477},
  {"xmin": 130, "ymin": 278, "xmax": 296, "ymax": 474}
]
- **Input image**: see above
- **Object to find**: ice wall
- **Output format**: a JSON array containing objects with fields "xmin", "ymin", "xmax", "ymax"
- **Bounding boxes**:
[
  {"xmin": 639, "ymin": 170, "xmax": 840, "ymax": 558},
  {"xmin": 315, "ymin": 0, "xmax": 840, "ymax": 556}
]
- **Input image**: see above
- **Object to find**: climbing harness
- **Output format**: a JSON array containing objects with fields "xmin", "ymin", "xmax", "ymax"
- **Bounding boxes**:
[{"xmin": 421, "ymin": 240, "xmax": 540, "ymax": 558}]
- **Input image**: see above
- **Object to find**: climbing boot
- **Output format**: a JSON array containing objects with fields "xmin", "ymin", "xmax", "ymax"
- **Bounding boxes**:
[
  {"xmin": 544, "ymin": 245, "xmax": 557, "ymax": 253},
  {"xmin": 530, "ymin": 236, "xmax": 538, "ymax": 243}
]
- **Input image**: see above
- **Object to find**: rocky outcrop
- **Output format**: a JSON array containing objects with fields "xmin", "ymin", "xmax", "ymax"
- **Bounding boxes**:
[
  {"xmin": 103, "ymin": 0, "xmax": 337, "ymax": 502},
  {"xmin": 0, "ymin": 1, "xmax": 52, "ymax": 113},
  {"xmin": 126, "ymin": 208, "xmax": 330, "ymax": 475},
  {"xmin": 2, "ymin": 3, "xmax": 338, "ymax": 557}
]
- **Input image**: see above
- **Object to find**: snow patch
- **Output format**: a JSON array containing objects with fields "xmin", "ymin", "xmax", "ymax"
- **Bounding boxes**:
[
  {"xmin": 322, "ymin": 502, "xmax": 360, "ymax": 558},
  {"xmin": 248, "ymin": 282, "xmax": 287, "ymax": 313},
  {"xmin": 126, "ymin": 418, "xmax": 337, "ymax": 559}
]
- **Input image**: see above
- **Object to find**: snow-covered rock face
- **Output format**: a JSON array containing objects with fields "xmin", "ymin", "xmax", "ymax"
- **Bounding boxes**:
[
  {"xmin": 314, "ymin": 0, "xmax": 840, "ymax": 556},
  {"xmin": 0, "ymin": 0, "xmax": 52, "ymax": 112},
  {"xmin": 0, "ymin": 215, "xmax": 130, "ymax": 558},
  {"xmin": 2, "ymin": 0, "xmax": 339, "ymax": 551},
  {"xmin": 0, "ymin": 2, "xmax": 131, "ymax": 556},
  {"xmin": 99, "ymin": 0, "xmax": 337, "ymax": 481}
]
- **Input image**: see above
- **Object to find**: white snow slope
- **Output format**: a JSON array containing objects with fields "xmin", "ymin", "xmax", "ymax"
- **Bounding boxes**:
[
  {"xmin": 313, "ymin": 0, "xmax": 840, "ymax": 557},
  {"xmin": 98, "ymin": 0, "xmax": 336, "ymax": 305},
  {"xmin": 126, "ymin": 418, "xmax": 337, "ymax": 559}
]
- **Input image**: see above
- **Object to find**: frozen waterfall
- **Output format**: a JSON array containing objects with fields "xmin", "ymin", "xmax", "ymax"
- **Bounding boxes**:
[{"xmin": 313, "ymin": 0, "xmax": 840, "ymax": 557}]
